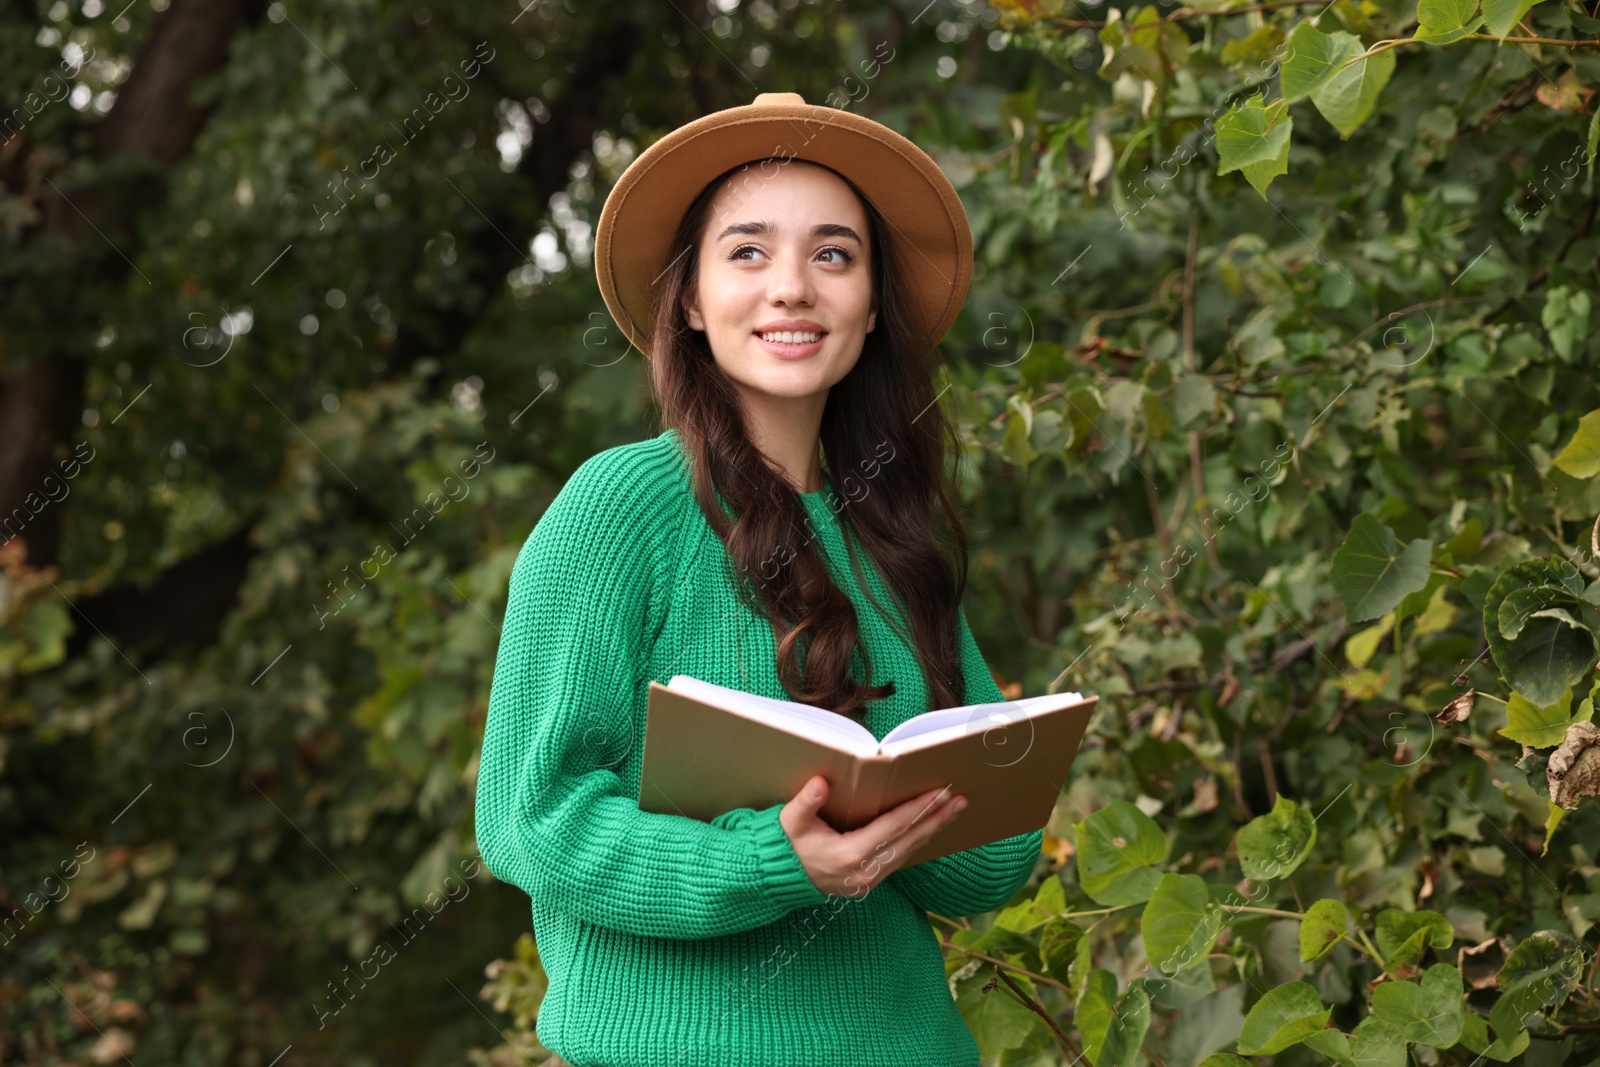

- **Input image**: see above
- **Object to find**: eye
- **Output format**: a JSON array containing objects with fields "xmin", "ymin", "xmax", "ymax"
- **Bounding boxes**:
[{"xmin": 726, "ymin": 244, "xmax": 857, "ymax": 265}]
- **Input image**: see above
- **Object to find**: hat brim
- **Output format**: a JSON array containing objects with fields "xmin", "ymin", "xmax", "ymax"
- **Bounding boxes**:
[{"xmin": 594, "ymin": 99, "xmax": 973, "ymax": 359}]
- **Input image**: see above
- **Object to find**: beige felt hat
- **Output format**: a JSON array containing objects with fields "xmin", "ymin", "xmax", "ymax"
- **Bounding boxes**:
[{"xmin": 593, "ymin": 91, "xmax": 973, "ymax": 358}]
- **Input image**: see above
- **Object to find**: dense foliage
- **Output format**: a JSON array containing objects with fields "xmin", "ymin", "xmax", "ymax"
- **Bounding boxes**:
[{"xmin": 1, "ymin": 0, "xmax": 1598, "ymax": 1064}]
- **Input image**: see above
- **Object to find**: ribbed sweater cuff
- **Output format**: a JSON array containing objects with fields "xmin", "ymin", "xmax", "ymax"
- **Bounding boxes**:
[{"xmin": 744, "ymin": 802, "xmax": 831, "ymax": 910}]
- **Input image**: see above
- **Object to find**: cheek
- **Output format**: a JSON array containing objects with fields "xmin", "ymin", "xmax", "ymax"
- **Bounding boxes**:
[
  {"xmin": 832, "ymin": 282, "xmax": 876, "ymax": 331},
  {"xmin": 707, "ymin": 282, "xmax": 760, "ymax": 331}
]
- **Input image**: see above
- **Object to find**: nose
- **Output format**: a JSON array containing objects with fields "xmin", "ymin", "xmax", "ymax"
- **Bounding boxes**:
[{"xmin": 766, "ymin": 246, "xmax": 814, "ymax": 307}]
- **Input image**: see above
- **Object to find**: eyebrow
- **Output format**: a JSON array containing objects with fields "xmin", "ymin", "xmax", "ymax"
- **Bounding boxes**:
[{"xmin": 714, "ymin": 220, "xmax": 863, "ymax": 245}]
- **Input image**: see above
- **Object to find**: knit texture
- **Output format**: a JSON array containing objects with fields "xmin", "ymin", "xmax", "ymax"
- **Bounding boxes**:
[{"xmin": 474, "ymin": 428, "xmax": 1044, "ymax": 1067}]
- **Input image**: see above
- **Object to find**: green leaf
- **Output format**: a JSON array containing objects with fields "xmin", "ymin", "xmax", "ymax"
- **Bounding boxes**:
[
  {"xmin": 1395, "ymin": 570, "xmax": 1448, "ymax": 628},
  {"xmin": 1237, "ymin": 980, "xmax": 1331, "ymax": 1055},
  {"xmin": 1103, "ymin": 380, "xmax": 1145, "ymax": 425},
  {"xmin": 1147, "ymin": 955, "xmax": 1217, "ymax": 1009},
  {"xmin": 116, "ymin": 879, "xmax": 168, "ymax": 931},
  {"xmin": 1500, "ymin": 687, "xmax": 1581, "ymax": 748},
  {"xmin": 1543, "ymin": 799, "xmax": 1566, "ymax": 856},
  {"xmin": 1141, "ymin": 387, "xmax": 1172, "ymax": 441},
  {"xmin": 1237, "ymin": 794, "xmax": 1317, "ymax": 880},
  {"xmin": 1414, "ymin": 0, "xmax": 1486, "ymax": 40},
  {"xmin": 1370, "ymin": 963, "xmax": 1465, "ymax": 1046},
  {"xmin": 1498, "ymin": 612, "xmax": 1596, "ymax": 708},
  {"xmin": 1374, "ymin": 909, "xmax": 1453, "ymax": 968},
  {"xmin": 1305, "ymin": 1017, "xmax": 1407, "ymax": 1067},
  {"xmin": 1482, "ymin": 558, "xmax": 1599, "ymax": 706},
  {"xmin": 1068, "ymin": 924, "xmax": 1094, "ymax": 1000},
  {"xmin": 1062, "ymin": 386, "xmax": 1105, "ymax": 446},
  {"xmin": 1417, "ymin": 0, "xmax": 1478, "ymax": 27},
  {"xmin": 1331, "ymin": 514, "xmax": 1433, "ymax": 622},
  {"xmin": 994, "ymin": 873, "xmax": 1063, "ymax": 932},
  {"xmin": 1039, "ymin": 917, "xmax": 1085, "ymax": 979},
  {"xmin": 1349, "ymin": 1016, "xmax": 1408, "ymax": 1067},
  {"xmin": 1532, "ymin": 605, "xmax": 1593, "ymax": 631},
  {"xmin": 1494, "ymin": 929, "xmax": 1586, "ymax": 1030},
  {"xmin": 1488, "ymin": 559, "xmax": 1589, "ymax": 604},
  {"xmin": 1215, "ymin": 94, "xmax": 1293, "ymax": 198},
  {"xmin": 1197, "ymin": 1057, "xmax": 1252, "ymax": 1067},
  {"xmin": 1544, "ymin": 285, "xmax": 1593, "ymax": 363},
  {"xmin": 1299, "ymin": 898, "xmax": 1349, "ymax": 962},
  {"xmin": 1035, "ymin": 870, "xmax": 1066, "ymax": 912},
  {"xmin": 955, "ymin": 964, "xmax": 1040, "ymax": 1057},
  {"xmin": 1003, "ymin": 408, "xmax": 1039, "ymax": 471},
  {"xmin": 1553, "ymin": 408, "xmax": 1600, "ymax": 478},
  {"xmin": 1140, "ymin": 873, "xmax": 1222, "ymax": 973},
  {"xmin": 1310, "ymin": 46, "xmax": 1396, "ymax": 138},
  {"xmin": 170, "ymin": 927, "xmax": 210, "ymax": 955},
  {"xmin": 1497, "ymin": 584, "xmax": 1580, "ymax": 639},
  {"xmin": 1029, "ymin": 408, "xmax": 1069, "ymax": 456},
  {"xmin": 1489, "ymin": 993, "xmax": 1530, "ymax": 1053},
  {"xmin": 1222, "ymin": 24, "xmax": 1284, "ymax": 64},
  {"xmin": 1279, "ymin": 22, "xmax": 1360, "ymax": 102},
  {"xmin": 951, "ymin": 923, "xmax": 1042, "ymax": 977},
  {"xmin": 1482, "ymin": 0, "xmax": 1542, "ymax": 35},
  {"xmin": 1345, "ymin": 612, "xmax": 1394, "ymax": 668},
  {"xmin": 1459, "ymin": 1008, "xmax": 1532, "ymax": 1060},
  {"xmin": 1589, "ymin": 96, "xmax": 1600, "ymax": 193},
  {"xmin": 1171, "ymin": 374, "xmax": 1216, "ymax": 428},
  {"xmin": 16, "ymin": 599, "xmax": 71, "ymax": 673},
  {"xmin": 1076, "ymin": 970, "xmax": 1151, "ymax": 1067},
  {"xmin": 1413, "ymin": 17, "xmax": 1486, "ymax": 42},
  {"xmin": 1443, "ymin": 518, "xmax": 1484, "ymax": 561},
  {"xmin": 1411, "ymin": 582, "xmax": 1458, "ymax": 636},
  {"xmin": 1074, "ymin": 799, "xmax": 1167, "ymax": 906}
]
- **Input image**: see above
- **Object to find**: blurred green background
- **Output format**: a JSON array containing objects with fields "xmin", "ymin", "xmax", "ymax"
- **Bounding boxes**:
[{"xmin": 3, "ymin": 0, "xmax": 1600, "ymax": 1063}]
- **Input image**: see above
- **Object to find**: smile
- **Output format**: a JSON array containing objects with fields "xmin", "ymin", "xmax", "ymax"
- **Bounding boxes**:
[
  {"xmin": 753, "ymin": 331, "xmax": 827, "ymax": 359},
  {"xmin": 756, "ymin": 330, "xmax": 824, "ymax": 344}
]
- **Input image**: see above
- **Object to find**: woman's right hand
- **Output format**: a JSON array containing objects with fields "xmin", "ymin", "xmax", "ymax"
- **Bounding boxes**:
[{"xmin": 778, "ymin": 774, "xmax": 966, "ymax": 898}]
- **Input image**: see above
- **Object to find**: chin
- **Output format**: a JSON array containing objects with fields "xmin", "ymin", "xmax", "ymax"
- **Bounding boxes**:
[
  {"xmin": 741, "ymin": 359, "xmax": 829, "ymax": 386},
  {"xmin": 749, "ymin": 379, "xmax": 832, "ymax": 403}
]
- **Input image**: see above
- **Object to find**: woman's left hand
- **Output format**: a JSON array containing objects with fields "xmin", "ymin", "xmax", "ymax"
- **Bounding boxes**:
[{"xmin": 778, "ymin": 774, "xmax": 966, "ymax": 897}]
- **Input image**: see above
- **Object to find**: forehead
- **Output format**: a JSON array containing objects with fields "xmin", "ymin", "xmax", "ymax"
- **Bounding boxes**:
[{"xmin": 703, "ymin": 160, "xmax": 868, "ymax": 233}]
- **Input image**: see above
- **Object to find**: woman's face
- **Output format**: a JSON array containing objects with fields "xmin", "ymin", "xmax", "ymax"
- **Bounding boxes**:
[{"xmin": 682, "ymin": 161, "xmax": 877, "ymax": 409}]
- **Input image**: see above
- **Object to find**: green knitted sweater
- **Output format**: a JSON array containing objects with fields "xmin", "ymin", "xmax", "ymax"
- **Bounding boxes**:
[{"xmin": 474, "ymin": 428, "xmax": 1043, "ymax": 1067}]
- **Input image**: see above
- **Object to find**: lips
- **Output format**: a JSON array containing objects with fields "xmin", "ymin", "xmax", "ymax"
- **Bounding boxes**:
[
  {"xmin": 754, "ymin": 332, "xmax": 826, "ymax": 360},
  {"xmin": 754, "ymin": 329, "xmax": 827, "ymax": 344}
]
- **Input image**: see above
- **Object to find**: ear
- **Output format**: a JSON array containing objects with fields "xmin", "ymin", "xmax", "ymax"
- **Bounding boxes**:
[
  {"xmin": 682, "ymin": 290, "xmax": 704, "ymax": 331},
  {"xmin": 866, "ymin": 299, "xmax": 877, "ymax": 334}
]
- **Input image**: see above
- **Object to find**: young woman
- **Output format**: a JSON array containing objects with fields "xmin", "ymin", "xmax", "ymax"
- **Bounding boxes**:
[{"xmin": 475, "ymin": 92, "xmax": 1042, "ymax": 1067}]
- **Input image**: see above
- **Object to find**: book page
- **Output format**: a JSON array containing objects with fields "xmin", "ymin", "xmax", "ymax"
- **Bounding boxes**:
[
  {"xmin": 665, "ymin": 675, "xmax": 879, "ymax": 755},
  {"xmin": 878, "ymin": 693, "xmax": 1085, "ymax": 756}
]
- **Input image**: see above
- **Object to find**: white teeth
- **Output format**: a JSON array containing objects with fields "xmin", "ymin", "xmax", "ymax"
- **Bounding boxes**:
[{"xmin": 758, "ymin": 331, "xmax": 821, "ymax": 344}]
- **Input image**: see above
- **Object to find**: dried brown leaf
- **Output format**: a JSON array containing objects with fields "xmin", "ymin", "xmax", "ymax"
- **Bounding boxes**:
[
  {"xmin": 1458, "ymin": 936, "xmax": 1505, "ymax": 990},
  {"xmin": 1436, "ymin": 689, "xmax": 1475, "ymax": 726},
  {"xmin": 1548, "ymin": 720, "xmax": 1600, "ymax": 810}
]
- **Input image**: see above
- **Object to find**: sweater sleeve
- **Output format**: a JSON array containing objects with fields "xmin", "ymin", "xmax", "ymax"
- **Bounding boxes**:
[
  {"xmin": 472, "ymin": 446, "xmax": 831, "ymax": 941},
  {"xmin": 887, "ymin": 605, "xmax": 1044, "ymax": 918}
]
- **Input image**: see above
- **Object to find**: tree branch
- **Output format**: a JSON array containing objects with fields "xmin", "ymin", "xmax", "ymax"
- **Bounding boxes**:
[
  {"xmin": 1, "ymin": 0, "xmax": 270, "ymax": 571},
  {"xmin": 385, "ymin": 18, "xmax": 645, "ymax": 382}
]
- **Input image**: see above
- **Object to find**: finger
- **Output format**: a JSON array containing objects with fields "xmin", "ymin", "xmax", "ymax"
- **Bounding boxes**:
[
  {"xmin": 877, "ymin": 793, "xmax": 965, "ymax": 879},
  {"xmin": 846, "ymin": 783, "xmax": 953, "ymax": 854},
  {"xmin": 900, "ymin": 784, "xmax": 957, "ymax": 829},
  {"xmin": 787, "ymin": 774, "xmax": 830, "ymax": 820},
  {"xmin": 914, "ymin": 792, "xmax": 967, "ymax": 845}
]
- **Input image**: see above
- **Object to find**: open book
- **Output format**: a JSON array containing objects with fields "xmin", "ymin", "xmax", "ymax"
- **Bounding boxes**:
[{"xmin": 636, "ymin": 675, "xmax": 1098, "ymax": 869}]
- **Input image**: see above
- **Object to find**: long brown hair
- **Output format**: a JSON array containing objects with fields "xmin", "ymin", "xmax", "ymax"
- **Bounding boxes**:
[{"xmin": 647, "ymin": 157, "xmax": 972, "ymax": 722}]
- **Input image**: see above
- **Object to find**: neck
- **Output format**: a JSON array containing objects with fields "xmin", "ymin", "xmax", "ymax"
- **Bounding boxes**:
[{"xmin": 735, "ymin": 387, "xmax": 827, "ymax": 493}]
